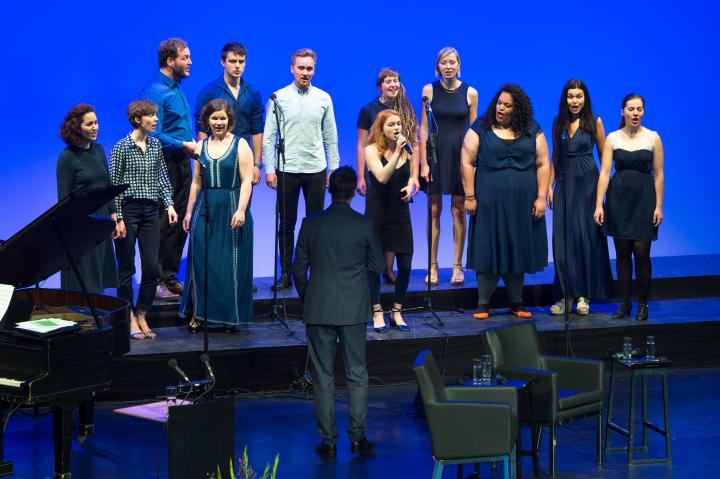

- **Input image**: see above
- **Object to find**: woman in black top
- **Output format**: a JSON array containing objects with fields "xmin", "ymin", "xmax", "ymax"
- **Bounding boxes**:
[
  {"xmin": 364, "ymin": 110, "xmax": 417, "ymax": 332},
  {"xmin": 419, "ymin": 47, "xmax": 479, "ymax": 286},
  {"xmin": 356, "ymin": 67, "xmax": 419, "ymax": 284},
  {"xmin": 56, "ymin": 104, "xmax": 120, "ymax": 294}
]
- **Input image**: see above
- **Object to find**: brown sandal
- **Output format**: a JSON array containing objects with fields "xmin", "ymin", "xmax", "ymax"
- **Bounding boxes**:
[{"xmin": 136, "ymin": 312, "xmax": 157, "ymax": 339}]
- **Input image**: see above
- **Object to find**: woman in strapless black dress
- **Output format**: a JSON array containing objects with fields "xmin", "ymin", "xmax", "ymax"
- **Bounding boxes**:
[
  {"xmin": 364, "ymin": 110, "xmax": 418, "ymax": 332},
  {"xmin": 595, "ymin": 94, "xmax": 665, "ymax": 321},
  {"xmin": 419, "ymin": 47, "xmax": 479, "ymax": 286}
]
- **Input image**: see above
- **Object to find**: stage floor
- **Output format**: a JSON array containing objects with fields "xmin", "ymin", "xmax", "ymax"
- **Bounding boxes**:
[{"xmin": 5, "ymin": 367, "xmax": 720, "ymax": 478}]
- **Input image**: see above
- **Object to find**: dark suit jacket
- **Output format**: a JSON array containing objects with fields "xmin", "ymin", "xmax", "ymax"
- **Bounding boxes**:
[{"xmin": 292, "ymin": 202, "xmax": 384, "ymax": 326}]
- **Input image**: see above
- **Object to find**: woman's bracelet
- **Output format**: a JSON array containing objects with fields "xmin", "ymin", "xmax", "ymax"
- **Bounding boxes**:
[{"xmin": 465, "ymin": 195, "xmax": 476, "ymax": 200}]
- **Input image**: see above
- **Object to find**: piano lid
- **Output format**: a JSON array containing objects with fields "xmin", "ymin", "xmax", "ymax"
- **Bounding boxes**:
[{"xmin": 0, "ymin": 185, "xmax": 127, "ymax": 288}]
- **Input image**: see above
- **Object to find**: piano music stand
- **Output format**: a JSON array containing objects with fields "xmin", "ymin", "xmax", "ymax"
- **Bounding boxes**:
[{"xmin": 0, "ymin": 185, "xmax": 127, "ymax": 328}]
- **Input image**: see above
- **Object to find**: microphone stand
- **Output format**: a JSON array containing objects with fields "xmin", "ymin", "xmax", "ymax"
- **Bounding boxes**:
[
  {"xmin": 199, "ymin": 162, "xmax": 211, "ymax": 354},
  {"xmin": 559, "ymin": 129, "xmax": 572, "ymax": 356},
  {"xmin": 253, "ymin": 96, "xmax": 297, "ymax": 336},
  {"xmin": 404, "ymin": 98, "xmax": 463, "ymax": 328}
]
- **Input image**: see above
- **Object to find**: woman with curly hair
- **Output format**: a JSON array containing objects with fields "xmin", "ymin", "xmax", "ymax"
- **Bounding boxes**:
[
  {"xmin": 461, "ymin": 84, "xmax": 550, "ymax": 319},
  {"xmin": 594, "ymin": 94, "xmax": 664, "ymax": 321},
  {"xmin": 548, "ymin": 79, "xmax": 613, "ymax": 316},
  {"xmin": 364, "ymin": 110, "xmax": 417, "ymax": 332},
  {"xmin": 419, "ymin": 47, "xmax": 479, "ymax": 286},
  {"xmin": 356, "ymin": 67, "xmax": 419, "ymax": 283},
  {"xmin": 56, "ymin": 104, "xmax": 120, "ymax": 294}
]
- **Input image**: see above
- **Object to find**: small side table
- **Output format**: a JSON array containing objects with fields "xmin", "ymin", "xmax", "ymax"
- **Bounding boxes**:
[
  {"xmin": 463, "ymin": 378, "xmax": 534, "ymax": 479},
  {"xmin": 605, "ymin": 356, "xmax": 672, "ymax": 465}
]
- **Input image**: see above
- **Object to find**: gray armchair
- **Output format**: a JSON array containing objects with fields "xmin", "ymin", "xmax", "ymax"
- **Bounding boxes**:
[
  {"xmin": 413, "ymin": 350, "xmax": 518, "ymax": 479},
  {"xmin": 480, "ymin": 320, "xmax": 604, "ymax": 477}
]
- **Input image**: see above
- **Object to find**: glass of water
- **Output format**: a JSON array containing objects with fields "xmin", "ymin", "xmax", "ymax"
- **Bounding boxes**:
[
  {"xmin": 623, "ymin": 337, "xmax": 633, "ymax": 361},
  {"xmin": 481, "ymin": 354, "xmax": 493, "ymax": 384},
  {"xmin": 646, "ymin": 335, "xmax": 656, "ymax": 360},
  {"xmin": 166, "ymin": 385, "xmax": 177, "ymax": 414},
  {"xmin": 472, "ymin": 358, "xmax": 482, "ymax": 384}
]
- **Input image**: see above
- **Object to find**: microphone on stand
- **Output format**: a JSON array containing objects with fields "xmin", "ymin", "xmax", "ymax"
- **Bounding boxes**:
[
  {"xmin": 168, "ymin": 358, "xmax": 193, "ymax": 390},
  {"xmin": 422, "ymin": 96, "xmax": 433, "ymax": 116},
  {"xmin": 270, "ymin": 94, "xmax": 284, "ymax": 116},
  {"xmin": 395, "ymin": 133, "xmax": 414, "ymax": 155},
  {"xmin": 199, "ymin": 353, "xmax": 216, "ymax": 384}
]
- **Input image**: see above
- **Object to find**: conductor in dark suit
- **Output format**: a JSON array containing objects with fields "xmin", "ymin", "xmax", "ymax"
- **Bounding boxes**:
[{"xmin": 293, "ymin": 166, "xmax": 384, "ymax": 457}]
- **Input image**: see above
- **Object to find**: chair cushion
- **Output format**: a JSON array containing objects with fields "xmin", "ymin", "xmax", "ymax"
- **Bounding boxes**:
[{"xmin": 558, "ymin": 389, "xmax": 603, "ymax": 410}]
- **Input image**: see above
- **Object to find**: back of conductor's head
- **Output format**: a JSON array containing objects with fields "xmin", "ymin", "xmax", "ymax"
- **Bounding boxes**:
[{"xmin": 329, "ymin": 166, "xmax": 357, "ymax": 203}]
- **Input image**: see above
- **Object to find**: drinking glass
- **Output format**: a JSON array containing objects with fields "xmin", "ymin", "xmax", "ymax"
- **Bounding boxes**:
[
  {"xmin": 623, "ymin": 337, "xmax": 632, "ymax": 361},
  {"xmin": 472, "ymin": 358, "xmax": 482, "ymax": 384},
  {"xmin": 481, "ymin": 354, "xmax": 493, "ymax": 384},
  {"xmin": 646, "ymin": 335, "xmax": 656, "ymax": 360}
]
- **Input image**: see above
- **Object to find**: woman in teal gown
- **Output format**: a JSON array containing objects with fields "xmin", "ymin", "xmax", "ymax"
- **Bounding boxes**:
[{"xmin": 179, "ymin": 99, "xmax": 255, "ymax": 329}]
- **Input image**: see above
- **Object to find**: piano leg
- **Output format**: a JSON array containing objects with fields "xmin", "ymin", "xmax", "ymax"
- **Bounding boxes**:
[
  {"xmin": 51, "ymin": 402, "xmax": 75, "ymax": 479},
  {"xmin": 78, "ymin": 397, "xmax": 95, "ymax": 443},
  {"xmin": 0, "ymin": 403, "xmax": 13, "ymax": 477}
]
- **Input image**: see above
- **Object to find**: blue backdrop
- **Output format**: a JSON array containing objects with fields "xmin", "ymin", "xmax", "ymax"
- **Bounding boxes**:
[{"xmin": 1, "ymin": 0, "xmax": 718, "ymax": 284}]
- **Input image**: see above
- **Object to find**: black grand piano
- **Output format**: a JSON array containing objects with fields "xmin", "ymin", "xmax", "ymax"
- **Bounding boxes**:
[{"xmin": 0, "ymin": 186, "xmax": 130, "ymax": 479}]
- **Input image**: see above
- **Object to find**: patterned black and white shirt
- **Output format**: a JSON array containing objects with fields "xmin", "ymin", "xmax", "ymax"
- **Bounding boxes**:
[{"xmin": 109, "ymin": 133, "xmax": 173, "ymax": 219}]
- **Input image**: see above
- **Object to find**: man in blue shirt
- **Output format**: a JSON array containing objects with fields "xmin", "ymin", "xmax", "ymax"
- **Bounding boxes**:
[
  {"xmin": 195, "ymin": 42, "xmax": 264, "ymax": 184},
  {"xmin": 140, "ymin": 38, "xmax": 197, "ymax": 299}
]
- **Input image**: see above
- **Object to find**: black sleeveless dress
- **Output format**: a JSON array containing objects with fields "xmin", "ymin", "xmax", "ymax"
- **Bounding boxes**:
[
  {"xmin": 428, "ymin": 81, "xmax": 470, "ymax": 196},
  {"xmin": 365, "ymin": 156, "xmax": 413, "ymax": 254},
  {"xmin": 604, "ymin": 129, "xmax": 659, "ymax": 241},
  {"xmin": 552, "ymin": 116, "xmax": 612, "ymax": 299}
]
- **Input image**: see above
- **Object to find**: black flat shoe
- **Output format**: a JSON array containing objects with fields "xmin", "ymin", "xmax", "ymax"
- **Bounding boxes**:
[
  {"xmin": 315, "ymin": 442, "xmax": 336, "ymax": 457},
  {"xmin": 612, "ymin": 303, "xmax": 632, "ymax": 320},
  {"xmin": 187, "ymin": 320, "xmax": 200, "ymax": 334},
  {"xmin": 636, "ymin": 303, "xmax": 649, "ymax": 321},
  {"xmin": 350, "ymin": 436, "xmax": 376, "ymax": 455}
]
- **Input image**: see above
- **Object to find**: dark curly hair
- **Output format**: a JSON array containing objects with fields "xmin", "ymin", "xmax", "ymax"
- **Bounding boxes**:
[
  {"xmin": 59, "ymin": 104, "xmax": 95, "ymax": 146},
  {"xmin": 554, "ymin": 79, "xmax": 597, "ymax": 144},
  {"xmin": 479, "ymin": 83, "xmax": 534, "ymax": 136}
]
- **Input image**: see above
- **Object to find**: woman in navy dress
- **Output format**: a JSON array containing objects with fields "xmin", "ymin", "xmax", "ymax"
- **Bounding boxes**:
[
  {"xmin": 180, "ymin": 99, "xmax": 255, "ymax": 331},
  {"xmin": 355, "ymin": 67, "xmax": 419, "ymax": 284},
  {"xmin": 548, "ymin": 80, "xmax": 612, "ymax": 316},
  {"xmin": 595, "ymin": 94, "xmax": 665, "ymax": 321},
  {"xmin": 461, "ymin": 84, "xmax": 550, "ymax": 319},
  {"xmin": 419, "ymin": 47, "xmax": 479, "ymax": 286},
  {"xmin": 56, "ymin": 104, "xmax": 120, "ymax": 294},
  {"xmin": 364, "ymin": 110, "xmax": 417, "ymax": 332}
]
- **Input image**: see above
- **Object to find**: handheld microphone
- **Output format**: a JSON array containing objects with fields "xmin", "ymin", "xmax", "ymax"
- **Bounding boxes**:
[
  {"xmin": 168, "ymin": 358, "xmax": 192, "ymax": 387},
  {"xmin": 395, "ymin": 133, "xmax": 414, "ymax": 155},
  {"xmin": 199, "ymin": 353, "xmax": 216, "ymax": 383},
  {"xmin": 422, "ymin": 96, "xmax": 433, "ymax": 115}
]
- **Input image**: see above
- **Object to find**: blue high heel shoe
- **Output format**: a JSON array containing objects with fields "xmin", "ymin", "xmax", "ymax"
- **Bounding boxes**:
[
  {"xmin": 390, "ymin": 307, "xmax": 410, "ymax": 332},
  {"xmin": 372, "ymin": 307, "xmax": 387, "ymax": 333}
]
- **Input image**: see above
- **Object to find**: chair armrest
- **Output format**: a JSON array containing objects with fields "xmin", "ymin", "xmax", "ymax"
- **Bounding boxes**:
[
  {"xmin": 495, "ymin": 365, "xmax": 558, "ymax": 422},
  {"xmin": 426, "ymin": 401, "xmax": 515, "ymax": 459},
  {"xmin": 446, "ymin": 386, "xmax": 517, "ymax": 414},
  {"xmin": 543, "ymin": 355, "xmax": 604, "ymax": 392}
]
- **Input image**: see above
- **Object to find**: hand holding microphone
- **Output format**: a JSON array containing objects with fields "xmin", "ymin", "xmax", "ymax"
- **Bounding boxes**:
[{"xmin": 395, "ymin": 132, "xmax": 414, "ymax": 155}]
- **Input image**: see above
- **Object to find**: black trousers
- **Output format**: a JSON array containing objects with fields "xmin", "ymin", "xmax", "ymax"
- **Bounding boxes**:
[
  {"xmin": 476, "ymin": 272, "xmax": 525, "ymax": 307},
  {"xmin": 306, "ymin": 323, "xmax": 368, "ymax": 444},
  {"xmin": 277, "ymin": 170, "xmax": 326, "ymax": 273},
  {"xmin": 368, "ymin": 252, "xmax": 412, "ymax": 305},
  {"xmin": 115, "ymin": 199, "xmax": 160, "ymax": 311},
  {"xmin": 158, "ymin": 155, "xmax": 191, "ymax": 283}
]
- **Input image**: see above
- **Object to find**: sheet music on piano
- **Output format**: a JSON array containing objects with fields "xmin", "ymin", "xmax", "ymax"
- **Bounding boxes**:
[{"xmin": 0, "ymin": 283, "xmax": 14, "ymax": 321}]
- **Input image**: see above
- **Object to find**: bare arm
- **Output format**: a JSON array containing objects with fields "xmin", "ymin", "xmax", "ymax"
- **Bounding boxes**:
[
  {"xmin": 548, "ymin": 123, "xmax": 559, "ymax": 208},
  {"xmin": 182, "ymin": 145, "xmax": 203, "ymax": 232},
  {"xmin": 533, "ymin": 132, "xmax": 550, "ymax": 218},
  {"xmin": 418, "ymin": 84, "xmax": 433, "ymax": 180},
  {"xmin": 197, "ymin": 131, "xmax": 208, "ymax": 142},
  {"xmin": 251, "ymin": 132, "xmax": 263, "ymax": 185},
  {"xmin": 595, "ymin": 116, "xmax": 606, "ymax": 159},
  {"xmin": 652, "ymin": 132, "xmax": 665, "ymax": 226},
  {"xmin": 467, "ymin": 86, "xmax": 479, "ymax": 124},
  {"xmin": 594, "ymin": 136, "xmax": 614, "ymax": 225},
  {"xmin": 232, "ymin": 139, "xmax": 255, "ymax": 229},
  {"xmin": 356, "ymin": 128, "xmax": 369, "ymax": 195},
  {"xmin": 460, "ymin": 129, "xmax": 479, "ymax": 215},
  {"xmin": 365, "ymin": 144, "xmax": 402, "ymax": 184}
]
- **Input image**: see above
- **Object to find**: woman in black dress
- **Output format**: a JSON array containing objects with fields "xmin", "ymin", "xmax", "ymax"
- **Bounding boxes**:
[
  {"xmin": 419, "ymin": 47, "xmax": 479, "ymax": 286},
  {"xmin": 461, "ymin": 84, "xmax": 550, "ymax": 319},
  {"xmin": 548, "ymin": 80, "xmax": 612, "ymax": 316},
  {"xmin": 356, "ymin": 67, "xmax": 419, "ymax": 284},
  {"xmin": 56, "ymin": 104, "xmax": 120, "ymax": 294},
  {"xmin": 364, "ymin": 110, "xmax": 417, "ymax": 332},
  {"xmin": 595, "ymin": 94, "xmax": 664, "ymax": 321}
]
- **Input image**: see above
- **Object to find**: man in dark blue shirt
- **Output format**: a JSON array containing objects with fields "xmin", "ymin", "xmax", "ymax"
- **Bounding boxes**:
[
  {"xmin": 139, "ymin": 38, "xmax": 197, "ymax": 299},
  {"xmin": 195, "ymin": 42, "xmax": 264, "ymax": 184}
]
